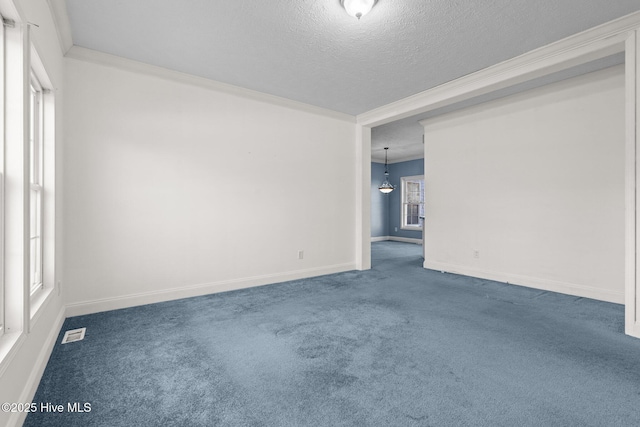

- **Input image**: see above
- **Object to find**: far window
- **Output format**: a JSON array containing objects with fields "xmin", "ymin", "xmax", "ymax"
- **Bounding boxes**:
[
  {"xmin": 401, "ymin": 175, "xmax": 424, "ymax": 230},
  {"xmin": 29, "ymin": 74, "xmax": 43, "ymax": 295}
]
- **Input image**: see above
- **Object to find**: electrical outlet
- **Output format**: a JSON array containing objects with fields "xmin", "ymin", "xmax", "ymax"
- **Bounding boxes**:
[
  {"xmin": 298, "ymin": 250, "xmax": 304, "ymax": 260},
  {"xmin": 395, "ymin": 227, "xmax": 398, "ymax": 232},
  {"xmin": 474, "ymin": 250, "xmax": 480, "ymax": 259}
]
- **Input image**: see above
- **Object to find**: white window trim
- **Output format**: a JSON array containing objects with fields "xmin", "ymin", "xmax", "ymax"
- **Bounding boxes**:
[
  {"xmin": 29, "ymin": 74, "xmax": 43, "ymax": 296},
  {"xmin": 400, "ymin": 175, "xmax": 424, "ymax": 231},
  {"xmin": 0, "ymin": 0, "xmax": 59, "ymax": 375},
  {"xmin": 0, "ymin": 4, "xmax": 30, "ymax": 363},
  {"xmin": 0, "ymin": 12, "xmax": 4, "ymax": 338},
  {"xmin": 0, "ymin": 14, "xmax": 56, "ymax": 356},
  {"xmin": 28, "ymin": 41, "xmax": 55, "ymax": 323}
]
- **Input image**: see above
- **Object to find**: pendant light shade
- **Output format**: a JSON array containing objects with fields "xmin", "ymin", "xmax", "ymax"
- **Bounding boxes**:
[
  {"xmin": 379, "ymin": 180, "xmax": 394, "ymax": 194},
  {"xmin": 341, "ymin": 0, "xmax": 378, "ymax": 19},
  {"xmin": 379, "ymin": 147, "xmax": 395, "ymax": 194}
]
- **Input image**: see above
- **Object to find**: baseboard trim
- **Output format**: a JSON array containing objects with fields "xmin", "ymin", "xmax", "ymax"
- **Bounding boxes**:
[
  {"xmin": 389, "ymin": 236, "xmax": 422, "ymax": 245},
  {"xmin": 66, "ymin": 263, "xmax": 356, "ymax": 317},
  {"xmin": 424, "ymin": 260, "xmax": 624, "ymax": 304},
  {"xmin": 9, "ymin": 307, "xmax": 65, "ymax": 427},
  {"xmin": 371, "ymin": 236, "xmax": 423, "ymax": 245}
]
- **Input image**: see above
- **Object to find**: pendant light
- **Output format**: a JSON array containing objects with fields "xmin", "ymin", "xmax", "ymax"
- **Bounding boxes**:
[
  {"xmin": 341, "ymin": 0, "xmax": 378, "ymax": 20},
  {"xmin": 379, "ymin": 147, "xmax": 395, "ymax": 194}
]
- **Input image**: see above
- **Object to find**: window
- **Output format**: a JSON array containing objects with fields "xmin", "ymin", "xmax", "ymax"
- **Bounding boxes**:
[
  {"xmin": 29, "ymin": 74, "xmax": 43, "ymax": 295},
  {"xmin": 0, "ymin": 15, "xmax": 4, "ymax": 337},
  {"xmin": 28, "ymin": 43, "xmax": 55, "ymax": 321},
  {"xmin": 401, "ymin": 175, "xmax": 424, "ymax": 230},
  {"xmin": 0, "ymin": 14, "xmax": 56, "ymax": 355}
]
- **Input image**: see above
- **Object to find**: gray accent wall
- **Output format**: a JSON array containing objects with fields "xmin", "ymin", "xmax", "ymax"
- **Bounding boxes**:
[
  {"xmin": 371, "ymin": 158, "xmax": 424, "ymax": 240},
  {"xmin": 371, "ymin": 162, "xmax": 389, "ymax": 237}
]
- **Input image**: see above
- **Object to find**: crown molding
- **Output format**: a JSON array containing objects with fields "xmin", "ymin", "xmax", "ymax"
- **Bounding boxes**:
[
  {"xmin": 357, "ymin": 10, "xmax": 640, "ymax": 128},
  {"xmin": 0, "ymin": 0, "xmax": 20, "ymax": 21},
  {"xmin": 46, "ymin": 0, "xmax": 73, "ymax": 55},
  {"xmin": 65, "ymin": 46, "xmax": 356, "ymax": 123},
  {"xmin": 387, "ymin": 153, "xmax": 425, "ymax": 164}
]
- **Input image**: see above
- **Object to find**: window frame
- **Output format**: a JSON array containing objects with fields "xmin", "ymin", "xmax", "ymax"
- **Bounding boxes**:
[
  {"xmin": 29, "ymin": 73, "xmax": 44, "ymax": 296},
  {"xmin": 0, "ymin": 12, "xmax": 5, "ymax": 338},
  {"xmin": 27, "ymin": 41, "xmax": 55, "ymax": 323},
  {"xmin": 0, "ymin": 5, "xmax": 26, "ymax": 352},
  {"xmin": 0, "ymin": 0, "xmax": 59, "ymax": 370},
  {"xmin": 400, "ymin": 175, "xmax": 425, "ymax": 231}
]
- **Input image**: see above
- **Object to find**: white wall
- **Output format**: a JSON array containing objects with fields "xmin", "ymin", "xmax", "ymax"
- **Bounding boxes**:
[
  {"xmin": 0, "ymin": 1, "xmax": 66, "ymax": 426},
  {"xmin": 422, "ymin": 65, "xmax": 625, "ymax": 303},
  {"xmin": 63, "ymin": 56, "xmax": 356, "ymax": 314}
]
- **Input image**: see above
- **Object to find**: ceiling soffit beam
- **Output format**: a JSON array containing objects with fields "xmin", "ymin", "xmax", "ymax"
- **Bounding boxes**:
[
  {"xmin": 357, "ymin": 11, "xmax": 640, "ymax": 128},
  {"xmin": 46, "ymin": 0, "xmax": 73, "ymax": 55},
  {"xmin": 625, "ymin": 31, "xmax": 640, "ymax": 339}
]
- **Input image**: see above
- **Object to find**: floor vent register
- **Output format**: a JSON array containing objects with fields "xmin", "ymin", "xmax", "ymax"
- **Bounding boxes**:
[{"xmin": 61, "ymin": 327, "xmax": 86, "ymax": 344}]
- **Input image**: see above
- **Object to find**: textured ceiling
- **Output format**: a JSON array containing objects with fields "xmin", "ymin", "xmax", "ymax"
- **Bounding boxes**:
[{"xmin": 63, "ymin": 0, "xmax": 640, "ymax": 160}]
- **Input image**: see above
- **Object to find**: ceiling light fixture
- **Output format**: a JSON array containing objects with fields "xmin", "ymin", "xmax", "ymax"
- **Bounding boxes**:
[
  {"xmin": 379, "ymin": 147, "xmax": 395, "ymax": 194},
  {"xmin": 341, "ymin": 0, "xmax": 378, "ymax": 20}
]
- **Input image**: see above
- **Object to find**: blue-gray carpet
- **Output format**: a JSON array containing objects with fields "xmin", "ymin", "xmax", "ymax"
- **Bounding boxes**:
[{"xmin": 26, "ymin": 242, "xmax": 640, "ymax": 426}]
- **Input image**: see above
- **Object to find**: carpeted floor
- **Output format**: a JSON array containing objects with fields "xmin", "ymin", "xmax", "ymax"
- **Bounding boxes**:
[{"xmin": 25, "ymin": 241, "xmax": 640, "ymax": 426}]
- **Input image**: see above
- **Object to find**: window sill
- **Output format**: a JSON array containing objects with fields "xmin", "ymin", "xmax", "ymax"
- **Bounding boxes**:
[
  {"xmin": 0, "ymin": 331, "xmax": 26, "ymax": 378},
  {"xmin": 30, "ymin": 286, "xmax": 54, "ymax": 328},
  {"xmin": 400, "ymin": 226, "xmax": 423, "ymax": 231}
]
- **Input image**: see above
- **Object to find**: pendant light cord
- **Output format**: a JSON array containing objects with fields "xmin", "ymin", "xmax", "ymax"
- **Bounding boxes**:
[{"xmin": 384, "ymin": 147, "xmax": 389, "ymax": 175}]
